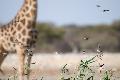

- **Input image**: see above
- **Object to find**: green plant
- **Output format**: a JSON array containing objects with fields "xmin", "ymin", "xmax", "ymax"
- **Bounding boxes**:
[
  {"xmin": 73, "ymin": 56, "xmax": 96, "ymax": 80},
  {"xmin": 60, "ymin": 64, "xmax": 70, "ymax": 80},
  {"xmin": 59, "ymin": 54, "xmax": 115, "ymax": 80},
  {"xmin": 8, "ymin": 75, "xmax": 18, "ymax": 80},
  {"xmin": 102, "ymin": 71, "xmax": 111, "ymax": 80},
  {"xmin": 60, "ymin": 56, "xmax": 97, "ymax": 80}
]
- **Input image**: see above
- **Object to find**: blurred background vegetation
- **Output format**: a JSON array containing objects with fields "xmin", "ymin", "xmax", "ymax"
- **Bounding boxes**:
[
  {"xmin": 33, "ymin": 19, "xmax": 120, "ymax": 53},
  {"xmin": 0, "ymin": 20, "xmax": 120, "ymax": 53}
]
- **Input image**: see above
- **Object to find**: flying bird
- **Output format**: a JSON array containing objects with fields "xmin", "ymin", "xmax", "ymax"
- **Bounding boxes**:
[
  {"xmin": 99, "ymin": 64, "xmax": 104, "ymax": 67},
  {"xmin": 83, "ymin": 37, "xmax": 89, "ymax": 40},
  {"xmin": 103, "ymin": 9, "xmax": 110, "ymax": 12},
  {"xmin": 96, "ymin": 5, "xmax": 101, "ymax": 7},
  {"xmin": 31, "ymin": 62, "xmax": 36, "ymax": 64}
]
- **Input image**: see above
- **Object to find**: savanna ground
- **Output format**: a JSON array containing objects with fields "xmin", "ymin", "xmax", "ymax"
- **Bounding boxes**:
[{"xmin": 0, "ymin": 52, "xmax": 120, "ymax": 80}]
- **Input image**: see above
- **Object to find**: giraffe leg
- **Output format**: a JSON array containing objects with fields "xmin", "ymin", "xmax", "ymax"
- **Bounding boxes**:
[
  {"xmin": 26, "ymin": 54, "xmax": 32, "ymax": 80},
  {"xmin": 0, "ymin": 44, "xmax": 8, "ymax": 75},
  {"xmin": 16, "ymin": 45, "xmax": 25, "ymax": 80},
  {"xmin": 0, "ymin": 53, "xmax": 8, "ymax": 75}
]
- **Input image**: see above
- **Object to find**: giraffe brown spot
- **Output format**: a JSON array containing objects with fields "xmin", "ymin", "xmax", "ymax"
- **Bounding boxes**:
[
  {"xmin": 28, "ymin": 31, "xmax": 32, "ymax": 36},
  {"xmin": 12, "ymin": 31, "xmax": 16, "ymax": 35},
  {"xmin": 8, "ymin": 43, "xmax": 11, "ymax": 46},
  {"xmin": 26, "ymin": 13, "xmax": 30, "ymax": 17},
  {"xmin": 5, "ymin": 32, "xmax": 7, "ymax": 36},
  {"xmin": 13, "ymin": 44, "xmax": 16, "ymax": 47},
  {"xmin": 18, "ymin": 34, "xmax": 21, "ymax": 39},
  {"xmin": 22, "ymin": 38, "xmax": 25, "ymax": 42},
  {"xmin": 25, "ymin": 0, "xmax": 28, "ymax": 4},
  {"xmin": 25, "ymin": 6, "xmax": 29, "ymax": 10},
  {"xmin": 21, "ymin": 13, "xmax": 24, "ymax": 17},
  {"xmin": 22, "ymin": 29, "xmax": 26, "ymax": 35},
  {"xmin": 17, "ymin": 24, "xmax": 22, "ymax": 30},
  {"xmin": 31, "ymin": 9, "xmax": 36, "ymax": 16},
  {"xmin": 33, "ymin": 3, "xmax": 37, "ymax": 8},
  {"xmin": 27, "ymin": 21, "xmax": 32, "ymax": 29},
  {"xmin": 27, "ymin": 38, "xmax": 31, "ymax": 44},
  {"xmin": 23, "ymin": 9, "xmax": 26, "ymax": 12},
  {"xmin": 21, "ymin": 19, "xmax": 26, "ymax": 25},
  {"xmin": 11, "ymin": 27, "xmax": 14, "ymax": 31},
  {"xmin": 1, "ymin": 28, "xmax": 3, "ymax": 32},
  {"xmin": 10, "ymin": 37, "xmax": 13, "ymax": 42}
]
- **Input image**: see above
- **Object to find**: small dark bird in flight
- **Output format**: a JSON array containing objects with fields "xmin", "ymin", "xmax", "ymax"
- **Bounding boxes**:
[
  {"xmin": 13, "ymin": 67, "xmax": 17, "ymax": 71},
  {"xmin": 31, "ymin": 62, "xmax": 36, "ymax": 64},
  {"xmin": 96, "ymin": 5, "xmax": 101, "ymax": 7},
  {"xmin": 83, "ymin": 37, "xmax": 89, "ymax": 40},
  {"xmin": 82, "ymin": 50, "xmax": 86, "ymax": 54},
  {"xmin": 103, "ymin": 9, "xmax": 110, "ymax": 12},
  {"xmin": 99, "ymin": 64, "xmax": 104, "ymax": 67},
  {"xmin": 63, "ymin": 78, "xmax": 70, "ymax": 80}
]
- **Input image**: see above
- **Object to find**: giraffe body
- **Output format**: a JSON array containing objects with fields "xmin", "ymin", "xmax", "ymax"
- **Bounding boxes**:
[{"xmin": 0, "ymin": 0, "xmax": 38, "ymax": 80}]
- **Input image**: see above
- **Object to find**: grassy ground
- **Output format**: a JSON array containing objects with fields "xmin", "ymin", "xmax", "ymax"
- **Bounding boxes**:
[{"xmin": 0, "ymin": 53, "xmax": 120, "ymax": 80}]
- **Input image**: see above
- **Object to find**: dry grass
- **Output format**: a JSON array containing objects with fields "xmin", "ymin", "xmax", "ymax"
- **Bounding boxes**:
[{"xmin": 1, "ymin": 53, "xmax": 120, "ymax": 80}]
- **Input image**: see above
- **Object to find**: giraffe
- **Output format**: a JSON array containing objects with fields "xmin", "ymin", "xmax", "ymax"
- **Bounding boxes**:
[{"xmin": 0, "ymin": 0, "xmax": 38, "ymax": 80}]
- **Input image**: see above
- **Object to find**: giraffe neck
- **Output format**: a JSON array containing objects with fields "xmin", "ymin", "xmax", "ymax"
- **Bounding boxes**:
[
  {"xmin": 0, "ymin": 0, "xmax": 38, "ymax": 52},
  {"xmin": 14, "ymin": 0, "xmax": 37, "ymax": 27}
]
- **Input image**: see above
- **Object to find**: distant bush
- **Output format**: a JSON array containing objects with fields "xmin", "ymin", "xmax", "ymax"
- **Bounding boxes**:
[
  {"xmin": 63, "ymin": 22, "xmax": 120, "ymax": 52},
  {"xmin": 111, "ymin": 20, "xmax": 120, "ymax": 31},
  {"xmin": 1, "ymin": 20, "xmax": 120, "ymax": 53},
  {"xmin": 35, "ymin": 22, "xmax": 65, "ymax": 52}
]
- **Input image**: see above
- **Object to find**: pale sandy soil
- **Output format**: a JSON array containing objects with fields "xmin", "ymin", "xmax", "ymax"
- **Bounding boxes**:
[{"xmin": 0, "ymin": 52, "xmax": 120, "ymax": 80}]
